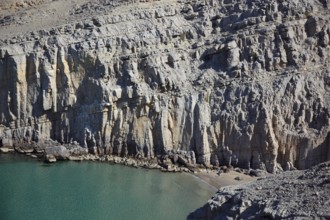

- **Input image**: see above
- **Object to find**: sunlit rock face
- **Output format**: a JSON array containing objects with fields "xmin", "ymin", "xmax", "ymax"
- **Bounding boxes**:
[
  {"xmin": 188, "ymin": 161, "xmax": 330, "ymax": 219},
  {"xmin": 0, "ymin": 0, "xmax": 329, "ymax": 172}
]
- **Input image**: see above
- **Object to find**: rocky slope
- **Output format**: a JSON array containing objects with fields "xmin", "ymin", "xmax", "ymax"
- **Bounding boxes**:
[
  {"xmin": 188, "ymin": 161, "xmax": 330, "ymax": 219},
  {"xmin": 0, "ymin": 0, "xmax": 329, "ymax": 172}
]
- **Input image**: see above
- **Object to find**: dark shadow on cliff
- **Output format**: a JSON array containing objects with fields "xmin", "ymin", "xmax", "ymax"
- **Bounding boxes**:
[{"xmin": 304, "ymin": 132, "xmax": 330, "ymax": 169}]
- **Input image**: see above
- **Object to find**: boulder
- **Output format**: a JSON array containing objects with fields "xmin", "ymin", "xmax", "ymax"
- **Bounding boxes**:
[
  {"xmin": 45, "ymin": 154, "xmax": 57, "ymax": 163},
  {"xmin": 0, "ymin": 147, "xmax": 9, "ymax": 153},
  {"xmin": 45, "ymin": 146, "xmax": 70, "ymax": 160}
]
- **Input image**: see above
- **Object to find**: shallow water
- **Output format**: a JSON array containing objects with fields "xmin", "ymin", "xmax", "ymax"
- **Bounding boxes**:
[{"xmin": 0, "ymin": 154, "xmax": 214, "ymax": 220}]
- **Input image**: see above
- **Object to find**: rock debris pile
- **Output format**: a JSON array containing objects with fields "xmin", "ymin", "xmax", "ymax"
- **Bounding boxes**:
[{"xmin": 188, "ymin": 161, "xmax": 330, "ymax": 219}]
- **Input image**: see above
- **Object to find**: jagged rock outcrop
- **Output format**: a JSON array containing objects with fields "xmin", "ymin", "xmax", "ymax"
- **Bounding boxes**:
[
  {"xmin": 0, "ymin": 0, "xmax": 329, "ymax": 172},
  {"xmin": 188, "ymin": 161, "xmax": 330, "ymax": 219}
]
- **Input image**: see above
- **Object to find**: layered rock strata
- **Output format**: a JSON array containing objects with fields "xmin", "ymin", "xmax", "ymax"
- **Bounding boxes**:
[{"xmin": 0, "ymin": 0, "xmax": 330, "ymax": 172}]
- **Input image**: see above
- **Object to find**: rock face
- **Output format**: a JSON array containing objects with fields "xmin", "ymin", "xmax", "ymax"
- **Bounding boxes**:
[
  {"xmin": 0, "ymin": 0, "xmax": 329, "ymax": 172},
  {"xmin": 188, "ymin": 161, "xmax": 330, "ymax": 219}
]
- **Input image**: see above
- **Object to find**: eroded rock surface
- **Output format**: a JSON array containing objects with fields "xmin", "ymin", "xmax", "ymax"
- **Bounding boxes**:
[
  {"xmin": 188, "ymin": 161, "xmax": 330, "ymax": 219},
  {"xmin": 0, "ymin": 0, "xmax": 329, "ymax": 172}
]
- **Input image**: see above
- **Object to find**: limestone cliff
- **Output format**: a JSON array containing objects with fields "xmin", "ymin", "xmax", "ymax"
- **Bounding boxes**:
[{"xmin": 0, "ymin": 0, "xmax": 329, "ymax": 172}]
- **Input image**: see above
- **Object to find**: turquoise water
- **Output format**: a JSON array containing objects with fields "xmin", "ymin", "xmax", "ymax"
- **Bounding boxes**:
[{"xmin": 0, "ymin": 154, "xmax": 214, "ymax": 220}]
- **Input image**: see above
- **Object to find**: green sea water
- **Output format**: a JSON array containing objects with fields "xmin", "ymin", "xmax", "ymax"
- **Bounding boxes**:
[{"xmin": 0, "ymin": 154, "xmax": 214, "ymax": 220}]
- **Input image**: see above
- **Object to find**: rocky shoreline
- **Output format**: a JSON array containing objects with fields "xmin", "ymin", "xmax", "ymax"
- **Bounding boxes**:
[
  {"xmin": 1, "ymin": 145, "xmax": 329, "ymax": 220},
  {"xmin": 0, "ymin": 144, "xmax": 262, "ymax": 191},
  {"xmin": 0, "ymin": 145, "xmax": 184, "ymax": 171},
  {"xmin": 188, "ymin": 161, "xmax": 330, "ymax": 219}
]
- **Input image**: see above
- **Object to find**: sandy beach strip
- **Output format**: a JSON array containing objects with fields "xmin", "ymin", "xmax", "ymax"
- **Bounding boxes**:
[{"xmin": 192, "ymin": 170, "xmax": 256, "ymax": 190}]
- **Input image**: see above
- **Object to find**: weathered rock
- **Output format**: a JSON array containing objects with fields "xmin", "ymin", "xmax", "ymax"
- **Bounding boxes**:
[
  {"xmin": 30, "ymin": 154, "xmax": 38, "ymax": 158},
  {"xmin": 0, "ymin": 147, "xmax": 9, "ymax": 153},
  {"xmin": 68, "ymin": 156, "xmax": 83, "ymax": 161},
  {"xmin": 188, "ymin": 162, "xmax": 330, "ymax": 219},
  {"xmin": 45, "ymin": 154, "xmax": 56, "ymax": 163},
  {"xmin": 0, "ymin": 0, "xmax": 49, "ymax": 10},
  {"xmin": 177, "ymin": 156, "xmax": 188, "ymax": 167},
  {"xmin": 0, "ymin": 0, "xmax": 329, "ymax": 172},
  {"xmin": 249, "ymin": 169, "xmax": 267, "ymax": 177},
  {"xmin": 45, "ymin": 146, "xmax": 70, "ymax": 160}
]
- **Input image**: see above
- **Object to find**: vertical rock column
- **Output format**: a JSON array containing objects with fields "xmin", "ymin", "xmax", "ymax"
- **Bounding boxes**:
[{"xmin": 193, "ymin": 93, "xmax": 211, "ymax": 165}]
